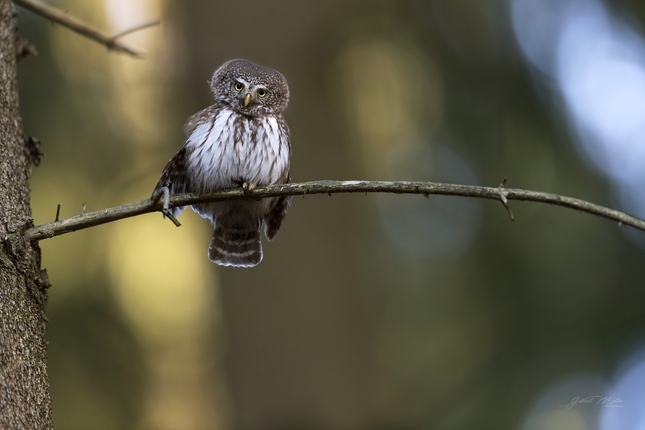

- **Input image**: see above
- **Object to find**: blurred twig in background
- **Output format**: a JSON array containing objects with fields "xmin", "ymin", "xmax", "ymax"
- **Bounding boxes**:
[
  {"xmin": 24, "ymin": 180, "xmax": 645, "ymax": 241},
  {"xmin": 14, "ymin": 0, "xmax": 159, "ymax": 57}
]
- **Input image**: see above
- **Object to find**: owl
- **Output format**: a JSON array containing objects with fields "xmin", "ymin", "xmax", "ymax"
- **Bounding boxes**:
[{"xmin": 152, "ymin": 59, "xmax": 292, "ymax": 267}]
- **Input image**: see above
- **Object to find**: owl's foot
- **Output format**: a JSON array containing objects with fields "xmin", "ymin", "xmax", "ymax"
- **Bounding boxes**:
[
  {"xmin": 242, "ymin": 181, "xmax": 256, "ymax": 194},
  {"xmin": 232, "ymin": 178, "xmax": 256, "ymax": 195}
]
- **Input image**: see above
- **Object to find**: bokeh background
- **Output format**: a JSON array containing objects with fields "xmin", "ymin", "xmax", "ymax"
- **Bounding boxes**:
[{"xmin": 15, "ymin": 0, "xmax": 645, "ymax": 429}]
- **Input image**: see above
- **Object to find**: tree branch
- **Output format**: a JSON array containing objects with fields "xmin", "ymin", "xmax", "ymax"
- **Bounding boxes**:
[
  {"xmin": 14, "ymin": 0, "xmax": 159, "ymax": 57},
  {"xmin": 23, "ymin": 180, "xmax": 645, "ymax": 241}
]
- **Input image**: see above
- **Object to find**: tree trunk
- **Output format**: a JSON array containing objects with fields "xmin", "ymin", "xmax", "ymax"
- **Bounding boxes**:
[{"xmin": 0, "ymin": 0, "xmax": 52, "ymax": 428}]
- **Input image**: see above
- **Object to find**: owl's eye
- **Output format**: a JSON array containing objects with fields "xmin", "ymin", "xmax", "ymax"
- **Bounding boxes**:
[
  {"xmin": 257, "ymin": 88, "xmax": 267, "ymax": 98},
  {"xmin": 234, "ymin": 82, "xmax": 244, "ymax": 91}
]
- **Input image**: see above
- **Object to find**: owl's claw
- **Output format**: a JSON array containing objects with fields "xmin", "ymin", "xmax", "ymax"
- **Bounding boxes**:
[
  {"xmin": 233, "ymin": 178, "xmax": 256, "ymax": 194},
  {"xmin": 242, "ymin": 181, "xmax": 256, "ymax": 194}
]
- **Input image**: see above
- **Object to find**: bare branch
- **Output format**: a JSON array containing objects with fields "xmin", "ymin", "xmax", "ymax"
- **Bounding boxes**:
[
  {"xmin": 23, "ymin": 180, "xmax": 645, "ymax": 241},
  {"xmin": 110, "ymin": 19, "xmax": 160, "ymax": 40},
  {"xmin": 14, "ymin": 0, "xmax": 159, "ymax": 57}
]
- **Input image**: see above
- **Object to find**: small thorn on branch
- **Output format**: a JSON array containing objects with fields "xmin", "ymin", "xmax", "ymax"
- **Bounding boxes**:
[
  {"xmin": 497, "ymin": 177, "xmax": 514, "ymax": 221},
  {"xmin": 109, "ymin": 20, "xmax": 160, "ymax": 41},
  {"xmin": 499, "ymin": 193, "xmax": 515, "ymax": 221},
  {"xmin": 55, "ymin": 204, "xmax": 60, "ymax": 222},
  {"xmin": 106, "ymin": 20, "xmax": 161, "ymax": 54}
]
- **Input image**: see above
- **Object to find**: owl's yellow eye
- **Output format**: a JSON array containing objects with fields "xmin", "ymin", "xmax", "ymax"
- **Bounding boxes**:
[
  {"xmin": 234, "ymin": 82, "xmax": 244, "ymax": 91},
  {"xmin": 257, "ymin": 88, "xmax": 267, "ymax": 98}
]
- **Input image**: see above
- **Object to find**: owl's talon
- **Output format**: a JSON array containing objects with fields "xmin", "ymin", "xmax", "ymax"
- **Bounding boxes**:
[
  {"xmin": 232, "ymin": 178, "xmax": 255, "ymax": 194},
  {"xmin": 242, "ymin": 182, "xmax": 256, "ymax": 194}
]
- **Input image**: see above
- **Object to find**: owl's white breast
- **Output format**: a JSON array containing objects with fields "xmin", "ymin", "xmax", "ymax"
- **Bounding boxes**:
[{"xmin": 185, "ymin": 108, "xmax": 290, "ymax": 193}]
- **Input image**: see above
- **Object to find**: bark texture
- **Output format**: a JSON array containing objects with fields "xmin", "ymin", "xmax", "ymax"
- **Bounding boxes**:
[{"xmin": 0, "ymin": 0, "xmax": 52, "ymax": 428}]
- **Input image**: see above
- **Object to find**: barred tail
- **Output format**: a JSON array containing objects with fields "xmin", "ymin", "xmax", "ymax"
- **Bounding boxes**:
[{"xmin": 208, "ymin": 225, "xmax": 263, "ymax": 267}]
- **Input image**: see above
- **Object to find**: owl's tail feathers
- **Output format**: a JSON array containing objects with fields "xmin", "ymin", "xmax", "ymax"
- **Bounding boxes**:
[{"xmin": 208, "ymin": 225, "xmax": 263, "ymax": 267}]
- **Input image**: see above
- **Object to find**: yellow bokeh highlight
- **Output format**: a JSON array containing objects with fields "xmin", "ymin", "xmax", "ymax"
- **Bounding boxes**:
[
  {"xmin": 49, "ymin": 0, "xmax": 173, "ymax": 153},
  {"xmin": 106, "ymin": 209, "xmax": 226, "ymax": 430},
  {"xmin": 332, "ymin": 37, "xmax": 444, "ymax": 177},
  {"xmin": 106, "ymin": 211, "xmax": 215, "ymax": 344},
  {"xmin": 105, "ymin": 0, "xmax": 175, "ymax": 149}
]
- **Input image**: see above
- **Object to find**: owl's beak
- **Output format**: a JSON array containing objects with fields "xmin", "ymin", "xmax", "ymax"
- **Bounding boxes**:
[{"xmin": 244, "ymin": 93, "xmax": 251, "ymax": 107}]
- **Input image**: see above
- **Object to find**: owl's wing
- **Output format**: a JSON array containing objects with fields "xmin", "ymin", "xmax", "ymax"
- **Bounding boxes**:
[
  {"xmin": 152, "ymin": 107, "xmax": 219, "ymax": 218},
  {"xmin": 264, "ymin": 195, "xmax": 291, "ymax": 242},
  {"xmin": 152, "ymin": 145, "xmax": 191, "ymax": 218},
  {"xmin": 183, "ymin": 109, "xmax": 207, "ymax": 137},
  {"xmin": 264, "ymin": 168, "xmax": 291, "ymax": 241},
  {"xmin": 264, "ymin": 115, "xmax": 292, "ymax": 240}
]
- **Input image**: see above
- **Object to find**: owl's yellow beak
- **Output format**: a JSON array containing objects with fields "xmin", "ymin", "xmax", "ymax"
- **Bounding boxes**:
[{"xmin": 244, "ymin": 93, "xmax": 251, "ymax": 107}]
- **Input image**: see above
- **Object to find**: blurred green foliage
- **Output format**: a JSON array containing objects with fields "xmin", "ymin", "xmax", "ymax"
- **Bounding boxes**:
[{"xmin": 16, "ymin": 0, "xmax": 645, "ymax": 429}]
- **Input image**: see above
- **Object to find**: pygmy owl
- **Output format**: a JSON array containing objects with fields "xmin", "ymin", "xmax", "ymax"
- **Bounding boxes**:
[{"xmin": 153, "ymin": 59, "xmax": 292, "ymax": 267}]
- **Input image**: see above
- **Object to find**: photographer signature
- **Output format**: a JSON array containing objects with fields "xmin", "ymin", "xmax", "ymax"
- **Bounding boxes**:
[{"xmin": 562, "ymin": 396, "xmax": 623, "ymax": 409}]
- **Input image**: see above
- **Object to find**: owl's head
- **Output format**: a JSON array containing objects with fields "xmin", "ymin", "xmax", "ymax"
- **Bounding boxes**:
[{"xmin": 210, "ymin": 59, "xmax": 289, "ymax": 116}]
